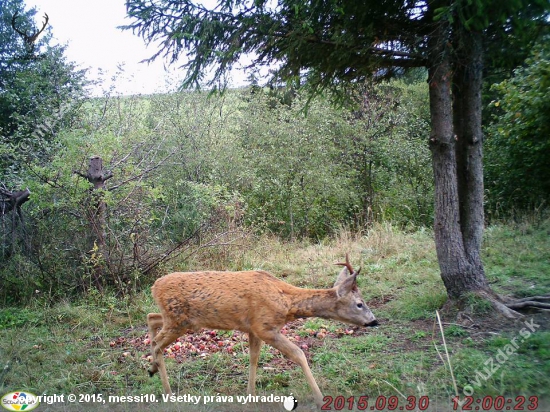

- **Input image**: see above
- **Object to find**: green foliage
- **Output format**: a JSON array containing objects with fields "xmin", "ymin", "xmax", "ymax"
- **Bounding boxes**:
[
  {"xmin": 0, "ymin": 2, "xmax": 88, "ymax": 300},
  {"xmin": 485, "ymin": 37, "xmax": 550, "ymax": 212},
  {"xmin": 236, "ymin": 92, "xmax": 356, "ymax": 238},
  {"xmin": 385, "ymin": 286, "xmax": 447, "ymax": 321},
  {"xmin": 0, "ymin": 307, "xmax": 40, "ymax": 329},
  {"xmin": 145, "ymin": 84, "xmax": 432, "ymax": 240},
  {"xmin": 0, "ymin": 0, "xmax": 88, "ymax": 185},
  {"xmin": 5, "ymin": 94, "xmax": 207, "ymax": 299},
  {"xmin": 450, "ymin": 332, "xmax": 550, "ymax": 398},
  {"xmin": 410, "ymin": 330, "xmax": 427, "ymax": 341},
  {"xmin": 123, "ymin": 0, "xmax": 425, "ymax": 93},
  {"xmin": 436, "ymin": 0, "xmax": 548, "ymax": 32},
  {"xmin": 1, "ymin": 91, "xmax": 243, "ymax": 301},
  {"xmin": 1, "ymin": 79, "xmax": 433, "ymax": 300},
  {"xmin": 341, "ymin": 81, "xmax": 433, "ymax": 227},
  {"xmin": 231, "ymin": 83, "xmax": 432, "ymax": 238},
  {"xmin": 482, "ymin": 220, "xmax": 550, "ymax": 297},
  {"xmin": 142, "ymin": 91, "xmax": 247, "ymax": 240},
  {"xmin": 123, "ymin": 0, "xmax": 548, "ymax": 102}
]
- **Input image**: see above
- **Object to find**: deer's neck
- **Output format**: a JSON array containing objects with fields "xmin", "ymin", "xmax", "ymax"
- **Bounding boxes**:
[{"xmin": 286, "ymin": 287, "xmax": 337, "ymax": 321}]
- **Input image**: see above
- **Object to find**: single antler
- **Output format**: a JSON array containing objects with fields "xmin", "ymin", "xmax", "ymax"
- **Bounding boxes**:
[
  {"xmin": 335, "ymin": 253, "xmax": 361, "ymax": 275},
  {"xmin": 11, "ymin": 12, "xmax": 49, "ymax": 46}
]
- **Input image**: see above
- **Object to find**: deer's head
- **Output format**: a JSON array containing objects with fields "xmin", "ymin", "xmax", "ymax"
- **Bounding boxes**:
[
  {"xmin": 333, "ymin": 254, "xmax": 378, "ymax": 327},
  {"xmin": 11, "ymin": 12, "xmax": 49, "ymax": 52}
]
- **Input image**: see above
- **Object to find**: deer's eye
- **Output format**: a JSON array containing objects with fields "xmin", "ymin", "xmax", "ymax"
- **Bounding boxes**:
[{"xmin": 357, "ymin": 303, "xmax": 363, "ymax": 309}]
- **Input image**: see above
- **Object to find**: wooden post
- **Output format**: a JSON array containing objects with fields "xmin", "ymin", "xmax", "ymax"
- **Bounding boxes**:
[{"xmin": 76, "ymin": 156, "xmax": 113, "ymax": 289}]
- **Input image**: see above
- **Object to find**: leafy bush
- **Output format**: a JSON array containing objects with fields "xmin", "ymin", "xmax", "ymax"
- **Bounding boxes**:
[
  {"xmin": 485, "ymin": 37, "xmax": 550, "ymax": 214},
  {"xmin": 1, "ymin": 79, "xmax": 435, "ymax": 302}
]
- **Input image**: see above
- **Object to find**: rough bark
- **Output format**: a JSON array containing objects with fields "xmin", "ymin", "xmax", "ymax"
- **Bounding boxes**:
[
  {"xmin": 427, "ymin": 18, "xmax": 489, "ymax": 300},
  {"xmin": 453, "ymin": 29, "xmax": 486, "ymax": 276}
]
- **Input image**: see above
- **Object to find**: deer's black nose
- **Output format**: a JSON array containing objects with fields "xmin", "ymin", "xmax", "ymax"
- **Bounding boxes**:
[{"xmin": 365, "ymin": 320, "xmax": 379, "ymax": 327}]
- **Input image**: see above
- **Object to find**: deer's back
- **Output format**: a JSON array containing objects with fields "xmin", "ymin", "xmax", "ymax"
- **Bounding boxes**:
[{"xmin": 151, "ymin": 270, "xmax": 293, "ymax": 333}]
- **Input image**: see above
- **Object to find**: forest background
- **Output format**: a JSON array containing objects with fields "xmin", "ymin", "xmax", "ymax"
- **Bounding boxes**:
[{"xmin": 1, "ymin": 1, "xmax": 548, "ymax": 301}]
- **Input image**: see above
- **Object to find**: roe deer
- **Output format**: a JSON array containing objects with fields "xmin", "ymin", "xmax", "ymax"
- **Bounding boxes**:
[{"xmin": 147, "ymin": 254, "xmax": 378, "ymax": 407}]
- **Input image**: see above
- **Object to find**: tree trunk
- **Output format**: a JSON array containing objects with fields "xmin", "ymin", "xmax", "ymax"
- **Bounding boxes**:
[
  {"xmin": 453, "ymin": 29, "xmax": 486, "ymax": 278},
  {"xmin": 427, "ymin": 19, "xmax": 489, "ymax": 300},
  {"xmin": 426, "ymin": 14, "xmax": 529, "ymax": 318}
]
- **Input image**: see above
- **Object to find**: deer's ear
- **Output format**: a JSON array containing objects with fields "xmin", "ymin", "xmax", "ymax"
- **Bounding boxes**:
[
  {"xmin": 333, "ymin": 266, "xmax": 351, "ymax": 287},
  {"xmin": 335, "ymin": 273, "xmax": 357, "ymax": 298}
]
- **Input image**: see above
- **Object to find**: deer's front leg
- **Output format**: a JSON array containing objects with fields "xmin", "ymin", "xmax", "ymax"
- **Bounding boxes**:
[
  {"xmin": 147, "ymin": 313, "xmax": 163, "ymax": 376},
  {"xmin": 247, "ymin": 332, "xmax": 263, "ymax": 395},
  {"xmin": 260, "ymin": 331, "xmax": 324, "ymax": 408}
]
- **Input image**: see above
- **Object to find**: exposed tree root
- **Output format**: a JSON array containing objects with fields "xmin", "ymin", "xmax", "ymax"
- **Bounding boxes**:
[
  {"xmin": 506, "ymin": 295, "xmax": 550, "ymax": 310},
  {"xmin": 479, "ymin": 290, "xmax": 523, "ymax": 319},
  {"xmin": 484, "ymin": 292, "xmax": 550, "ymax": 318},
  {"xmin": 448, "ymin": 291, "xmax": 550, "ymax": 321}
]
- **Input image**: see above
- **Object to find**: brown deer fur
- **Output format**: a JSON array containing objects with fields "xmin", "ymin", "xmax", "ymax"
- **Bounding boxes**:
[{"xmin": 147, "ymin": 256, "xmax": 378, "ymax": 407}]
